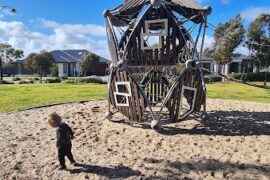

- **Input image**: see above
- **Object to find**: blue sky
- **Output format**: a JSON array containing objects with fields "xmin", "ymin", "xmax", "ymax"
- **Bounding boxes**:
[{"xmin": 1, "ymin": 0, "xmax": 270, "ymax": 58}]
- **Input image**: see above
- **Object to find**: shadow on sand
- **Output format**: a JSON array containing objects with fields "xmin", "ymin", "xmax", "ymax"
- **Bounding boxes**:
[
  {"xmin": 112, "ymin": 111, "xmax": 270, "ymax": 136},
  {"xmin": 159, "ymin": 111, "xmax": 270, "ymax": 136},
  {"xmin": 69, "ymin": 164, "xmax": 141, "ymax": 178},
  {"xmin": 142, "ymin": 158, "xmax": 270, "ymax": 179}
]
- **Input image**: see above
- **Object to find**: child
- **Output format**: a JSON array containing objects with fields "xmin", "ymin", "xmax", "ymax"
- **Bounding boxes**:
[{"xmin": 48, "ymin": 112, "xmax": 76, "ymax": 170}]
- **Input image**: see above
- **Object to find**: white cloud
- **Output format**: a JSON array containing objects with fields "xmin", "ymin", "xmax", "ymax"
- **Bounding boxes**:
[
  {"xmin": 197, "ymin": 35, "xmax": 215, "ymax": 51},
  {"xmin": 241, "ymin": 7, "xmax": 270, "ymax": 21},
  {"xmin": 195, "ymin": 0, "xmax": 230, "ymax": 5},
  {"xmin": 197, "ymin": 35, "xmax": 249, "ymax": 56},
  {"xmin": 235, "ymin": 46, "xmax": 249, "ymax": 56},
  {"xmin": 41, "ymin": 19, "xmax": 106, "ymax": 37},
  {"xmin": 0, "ymin": 19, "xmax": 111, "ymax": 59}
]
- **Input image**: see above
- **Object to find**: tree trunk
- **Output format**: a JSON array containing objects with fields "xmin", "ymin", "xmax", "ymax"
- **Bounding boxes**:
[
  {"xmin": 0, "ymin": 59, "xmax": 3, "ymax": 81},
  {"xmin": 40, "ymin": 73, "xmax": 43, "ymax": 83},
  {"xmin": 221, "ymin": 64, "xmax": 226, "ymax": 82},
  {"xmin": 264, "ymin": 71, "xmax": 267, "ymax": 86}
]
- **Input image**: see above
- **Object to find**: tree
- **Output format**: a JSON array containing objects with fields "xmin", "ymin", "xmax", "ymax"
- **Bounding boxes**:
[
  {"xmin": 24, "ymin": 51, "xmax": 54, "ymax": 82},
  {"xmin": 50, "ymin": 64, "xmax": 59, "ymax": 77},
  {"xmin": 80, "ymin": 53, "xmax": 100, "ymax": 76},
  {"xmin": 247, "ymin": 14, "xmax": 270, "ymax": 85},
  {"xmin": 0, "ymin": 43, "xmax": 24, "ymax": 80},
  {"xmin": 205, "ymin": 15, "xmax": 245, "ymax": 79}
]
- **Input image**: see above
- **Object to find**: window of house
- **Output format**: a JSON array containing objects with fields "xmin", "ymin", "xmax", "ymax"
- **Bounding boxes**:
[{"xmin": 63, "ymin": 63, "xmax": 68, "ymax": 74}]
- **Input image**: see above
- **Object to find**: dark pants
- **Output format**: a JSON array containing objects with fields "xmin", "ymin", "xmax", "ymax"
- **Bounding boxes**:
[{"xmin": 58, "ymin": 143, "xmax": 75, "ymax": 168}]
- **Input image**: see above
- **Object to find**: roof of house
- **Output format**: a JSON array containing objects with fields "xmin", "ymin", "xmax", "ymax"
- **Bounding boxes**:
[
  {"xmin": 14, "ymin": 49, "xmax": 111, "ymax": 64},
  {"xmin": 50, "ymin": 50, "xmax": 110, "ymax": 63}
]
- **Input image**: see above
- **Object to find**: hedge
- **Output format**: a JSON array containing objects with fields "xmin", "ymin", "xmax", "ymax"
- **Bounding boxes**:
[
  {"xmin": 12, "ymin": 77, "xmax": 21, "ymax": 81},
  {"xmin": 0, "ymin": 80, "xmax": 14, "ymax": 84},
  {"xmin": 204, "ymin": 75, "xmax": 222, "ymax": 83},
  {"xmin": 45, "ymin": 78, "xmax": 62, "ymax": 83},
  {"xmin": 75, "ymin": 77, "xmax": 106, "ymax": 84},
  {"xmin": 231, "ymin": 72, "xmax": 270, "ymax": 82}
]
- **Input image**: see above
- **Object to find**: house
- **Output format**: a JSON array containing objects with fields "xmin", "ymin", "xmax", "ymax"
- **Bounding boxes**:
[
  {"xmin": 14, "ymin": 49, "xmax": 110, "ymax": 77},
  {"xmin": 200, "ymin": 54, "xmax": 254, "ymax": 75}
]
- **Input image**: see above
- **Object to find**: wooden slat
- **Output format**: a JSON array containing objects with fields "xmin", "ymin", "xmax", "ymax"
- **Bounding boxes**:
[
  {"xmin": 171, "ymin": 23, "xmax": 177, "ymax": 64},
  {"xmin": 133, "ymin": 80, "xmax": 143, "ymax": 122}
]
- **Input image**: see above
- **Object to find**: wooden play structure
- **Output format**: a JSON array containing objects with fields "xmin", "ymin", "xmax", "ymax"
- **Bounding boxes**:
[{"xmin": 103, "ymin": 0, "xmax": 212, "ymax": 129}]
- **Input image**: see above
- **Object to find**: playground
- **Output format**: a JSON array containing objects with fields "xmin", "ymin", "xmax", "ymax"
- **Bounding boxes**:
[
  {"xmin": 1, "ymin": 0, "xmax": 270, "ymax": 179},
  {"xmin": 0, "ymin": 99, "xmax": 269, "ymax": 179}
]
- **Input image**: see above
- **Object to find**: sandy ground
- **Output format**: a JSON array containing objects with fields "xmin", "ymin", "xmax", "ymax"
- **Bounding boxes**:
[{"xmin": 0, "ymin": 99, "xmax": 270, "ymax": 180}]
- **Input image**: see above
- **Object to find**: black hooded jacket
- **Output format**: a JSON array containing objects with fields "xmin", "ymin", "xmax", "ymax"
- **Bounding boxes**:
[{"xmin": 56, "ymin": 123, "xmax": 74, "ymax": 147}]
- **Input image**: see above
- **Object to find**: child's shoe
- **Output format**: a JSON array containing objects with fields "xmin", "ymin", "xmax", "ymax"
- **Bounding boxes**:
[
  {"xmin": 58, "ymin": 166, "xmax": 67, "ymax": 170},
  {"xmin": 71, "ymin": 161, "xmax": 79, "ymax": 166}
]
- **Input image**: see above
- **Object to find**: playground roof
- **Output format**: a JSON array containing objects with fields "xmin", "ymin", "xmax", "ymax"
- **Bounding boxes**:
[{"xmin": 109, "ymin": 0, "xmax": 209, "ymax": 26}]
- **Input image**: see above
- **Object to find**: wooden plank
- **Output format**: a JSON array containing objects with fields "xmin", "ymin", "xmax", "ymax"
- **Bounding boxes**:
[
  {"xmin": 125, "ymin": 73, "xmax": 137, "ymax": 122},
  {"xmin": 174, "ymin": 80, "xmax": 182, "ymax": 121},
  {"xmin": 133, "ymin": 80, "xmax": 143, "ymax": 122},
  {"xmin": 149, "ymin": 49, "xmax": 153, "ymax": 66},
  {"xmin": 137, "ymin": 27, "xmax": 142, "ymax": 66},
  {"xmin": 132, "ymin": 31, "xmax": 139, "ymax": 66},
  {"xmin": 127, "ymin": 43, "xmax": 133, "ymax": 65},
  {"xmin": 170, "ymin": 82, "xmax": 179, "ymax": 122},
  {"xmin": 154, "ymin": 49, "xmax": 159, "ymax": 66},
  {"xmin": 171, "ymin": 23, "xmax": 177, "ymax": 64},
  {"xmin": 165, "ymin": 20, "xmax": 171, "ymax": 65},
  {"xmin": 120, "ymin": 71, "xmax": 129, "ymax": 117}
]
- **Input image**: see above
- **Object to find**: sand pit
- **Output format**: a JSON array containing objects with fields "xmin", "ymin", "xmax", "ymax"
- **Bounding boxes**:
[{"xmin": 0, "ymin": 99, "xmax": 269, "ymax": 179}]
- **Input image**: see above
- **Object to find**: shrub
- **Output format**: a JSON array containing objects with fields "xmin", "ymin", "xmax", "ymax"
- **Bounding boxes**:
[
  {"xmin": 45, "ymin": 78, "xmax": 62, "ymax": 83},
  {"xmin": 29, "ymin": 80, "xmax": 34, "ymax": 84},
  {"xmin": 76, "ymin": 76, "xmax": 105, "ymax": 84},
  {"xmin": 12, "ymin": 77, "xmax": 21, "ymax": 81},
  {"xmin": 0, "ymin": 80, "xmax": 14, "ymax": 84},
  {"xmin": 29, "ymin": 77, "xmax": 40, "ymax": 81},
  {"xmin": 61, "ymin": 77, "xmax": 68, "ymax": 80},
  {"xmin": 18, "ymin": 80, "xmax": 29, "ymax": 84},
  {"xmin": 231, "ymin": 72, "xmax": 270, "ymax": 82},
  {"xmin": 204, "ymin": 75, "xmax": 222, "ymax": 83},
  {"xmin": 64, "ymin": 80, "xmax": 76, "ymax": 84},
  {"xmin": 50, "ymin": 64, "xmax": 59, "ymax": 77}
]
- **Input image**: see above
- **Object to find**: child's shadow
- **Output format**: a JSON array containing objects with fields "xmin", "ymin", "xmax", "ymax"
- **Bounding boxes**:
[{"xmin": 69, "ymin": 163, "xmax": 142, "ymax": 178}]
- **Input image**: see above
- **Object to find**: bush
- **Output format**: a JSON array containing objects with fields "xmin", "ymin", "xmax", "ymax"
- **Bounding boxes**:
[
  {"xmin": 64, "ymin": 80, "xmax": 76, "ymax": 84},
  {"xmin": 0, "ymin": 80, "xmax": 14, "ymax": 84},
  {"xmin": 76, "ymin": 76, "xmax": 106, "ymax": 84},
  {"xmin": 231, "ymin": 72, "xmax": 270, "ymax": 82},
  {"xmin": 45, "ymin": 78, "xmax": 62, "ymax": 83},
  {"xmin": 29, "ymin": 77, "xmax": 40, "ymax": 81},
  {"xmin": 18, "ymin": 80, "xmax": 30, "ymax": 84},
  {"xmin": 29, "ymin": 80, "xmax": 34, "ymax": 84},
  {"xmin": 12, "ymin": 77, "xmax": 21, "ymax": 81},
  {"xmin": 61, "ymin": 76, "xmax": 68, "ymax": 80},
  {"xmin": 50, "ymin": 64, "xmax": 59, "ymax": 77},
  {"xmin": 204, "ymin": 75, "xmax": 222, "ymax": 83}
]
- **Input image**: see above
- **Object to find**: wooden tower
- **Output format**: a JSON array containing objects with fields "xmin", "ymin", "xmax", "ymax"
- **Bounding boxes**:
[{"xmin": 104, "ymin": 0, "xmax": 212, "ymax": 129}]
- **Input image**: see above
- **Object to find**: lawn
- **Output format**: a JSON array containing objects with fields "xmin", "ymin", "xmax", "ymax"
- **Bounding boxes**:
[
  {"xmin": 0, "ymin": 82, "xmax": 269, "ymax": 113},
  {"xmin": 0, "ymin": 83, "xmax": 107, "ymax": 113},
  {"xmin": 207, "ymin": 82, "xmax": 270, "ymax": 103}
]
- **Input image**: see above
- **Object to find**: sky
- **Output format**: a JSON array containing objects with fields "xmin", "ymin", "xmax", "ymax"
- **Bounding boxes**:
[{"xmin": 1, "ymin": 0, "xmax": 270, "ymax": 59}]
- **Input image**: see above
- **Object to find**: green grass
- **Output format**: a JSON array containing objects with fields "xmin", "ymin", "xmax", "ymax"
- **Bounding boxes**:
[
  {"xmin": 206, "ymin": 82, "xmax": 270, "ymax": 103},
  {"xmin": 0, "ymin": 82, "xmax": 269, "ymax": 113},
  {"xmin": 0, "ymin": 83, "xmax": 107, "ymax": 113}
]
